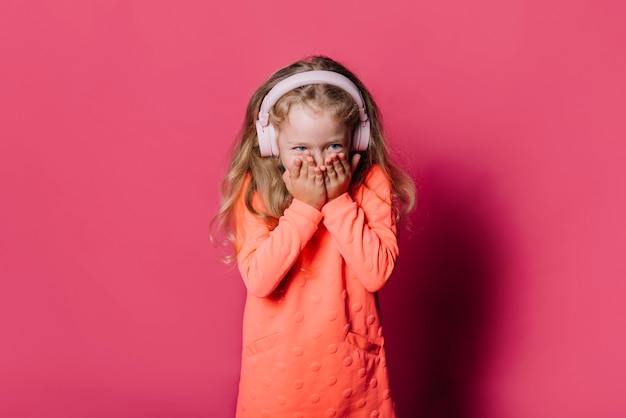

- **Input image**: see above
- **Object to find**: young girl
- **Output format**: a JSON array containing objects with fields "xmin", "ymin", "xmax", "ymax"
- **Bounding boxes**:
[{"xmin": 212, "ymin": 56, "xmax": 415, "ymax": 417}]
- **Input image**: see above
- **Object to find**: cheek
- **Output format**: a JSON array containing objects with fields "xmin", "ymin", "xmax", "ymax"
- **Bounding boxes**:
[{"xmin": 280, "ymin": 155, "xmax": 293, "ymax": 172}]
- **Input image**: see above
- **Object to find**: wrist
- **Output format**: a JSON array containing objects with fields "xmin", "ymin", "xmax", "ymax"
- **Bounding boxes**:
[
  {"xmin": 321, "ymin": 192, "xmax": 352, "ymax": 212},
  {"xmin": 292, "ymin": 196, "xmax": 325, "ymax": 211},
  {"xmin": 326, "ymin": 189, "xmax": 348, "ymax": 202}
]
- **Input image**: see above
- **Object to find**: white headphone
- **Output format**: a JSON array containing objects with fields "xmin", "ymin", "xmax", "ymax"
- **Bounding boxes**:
[{"xmin": 255, "ymin": 70, "xmax": 371, "ymax": 157}]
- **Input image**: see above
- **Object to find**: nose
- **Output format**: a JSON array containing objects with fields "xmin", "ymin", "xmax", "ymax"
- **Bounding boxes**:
[{"xmin": 310, "ymin": 150, "xmax": 324, "ymax": 167}]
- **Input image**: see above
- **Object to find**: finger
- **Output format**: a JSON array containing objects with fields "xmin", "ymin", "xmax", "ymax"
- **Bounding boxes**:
[
  {"xmin": 291, "ymin": 157, "xmax": 303, "ymax": 178},
  {"xmin": 315, "ymin": 168, "xmax": 325, "ymax": 186},
  {"xmin": 303, "ymin": 151, "xmax": 317, "ymax": 169},
  {"xmin": 350, "ymin": 153, "xmax": 361, "ymax": 172},
  {"xmin": 307, "ymin": 158, "xmax": 317, "ymax": 180},
  {"xmin": 322, "ymin": 164, "xmax": 333, "ymax": 186},
  {"xmin": 339, "ymin": 152, "xmax": 350, "ymax": 169},
  {"xmin": 325, "ymin": 160, "xmax": 337, "ymax": 177},
  {"xmin": 333, "ymin": 153, "xmax": 348, "ymax": 174},
  {"xmin": 307, "ymin": 154, "xmax": 317, "ymax": 168},
  {"xmin": 324, "ymin": 154, "xmax": 337, "ymax": 175},
  {"xmin": 308, "ymin": 157, "xmax": 321, "ymax": 180}
]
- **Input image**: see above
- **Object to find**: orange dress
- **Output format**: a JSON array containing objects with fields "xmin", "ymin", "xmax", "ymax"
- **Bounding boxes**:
[{"xmin": 234, "ymin": 165, "xmax": 398, "ymax": 418}]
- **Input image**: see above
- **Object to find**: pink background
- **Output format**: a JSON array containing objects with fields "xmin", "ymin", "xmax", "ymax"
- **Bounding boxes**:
[{"xmin": 1, "ymin": 0, "xmax": 625, "ymax": 417}]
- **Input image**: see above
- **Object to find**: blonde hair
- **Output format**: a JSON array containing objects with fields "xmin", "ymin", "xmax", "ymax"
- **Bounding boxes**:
[{"xmin": 211, "ymin": 56, "xmax": 416, "ymax": 262}]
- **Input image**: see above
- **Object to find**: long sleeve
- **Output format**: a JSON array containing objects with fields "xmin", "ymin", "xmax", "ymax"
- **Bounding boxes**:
[
  {"xmin": 235, "ymin": 190, "xmax": 324, "ymax": 298},
  {"xmin": 235, "ymin": 166, "xmax": 398, "ymax": 417},
  {"xmin": 321, "ymin": 166, "xmax": 398, "ymax": 293}
]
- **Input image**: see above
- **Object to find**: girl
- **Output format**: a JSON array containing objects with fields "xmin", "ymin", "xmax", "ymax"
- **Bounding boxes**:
[{"xmin": 212, "ymin": 56, "xmax": 415, "ymax": 417}]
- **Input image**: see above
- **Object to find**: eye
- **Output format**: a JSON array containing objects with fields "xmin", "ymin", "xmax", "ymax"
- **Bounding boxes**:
[
  {"xmin": 328, "ymin": 143, "xmax": 344, "ymax": 151},
  {"xmin": 293, "ymin": 146, "xmax": 307, "ymax": 152}
]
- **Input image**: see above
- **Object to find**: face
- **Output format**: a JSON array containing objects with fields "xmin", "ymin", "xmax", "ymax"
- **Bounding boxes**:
[{"xmin": 277, "ymin": 103, "xmax": 350, "ymax": 171}]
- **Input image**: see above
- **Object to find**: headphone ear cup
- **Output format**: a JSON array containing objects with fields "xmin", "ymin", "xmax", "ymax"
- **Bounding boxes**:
[
  {"xmin": 256, "ymin": 121, "xmax": 279, "ymax": 157},
  {"xmin": 351, "ymin": 120, "xmax": 370, "ymax": 152}
]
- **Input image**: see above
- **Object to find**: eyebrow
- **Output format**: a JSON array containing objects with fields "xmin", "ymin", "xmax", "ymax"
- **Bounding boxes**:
[{"xmin": 285, "ymin": 136, "xmax": 348, "ymax": 146}]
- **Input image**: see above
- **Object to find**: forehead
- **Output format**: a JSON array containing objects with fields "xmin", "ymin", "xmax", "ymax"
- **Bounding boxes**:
[{"xmin": 281, "ymin": 104, "xmax": 348, "ymax": 142}]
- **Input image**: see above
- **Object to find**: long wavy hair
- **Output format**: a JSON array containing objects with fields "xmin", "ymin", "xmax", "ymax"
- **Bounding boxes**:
[{"xmin": 211, "ymin": 56, "xmax": 416, "ymax": 262}]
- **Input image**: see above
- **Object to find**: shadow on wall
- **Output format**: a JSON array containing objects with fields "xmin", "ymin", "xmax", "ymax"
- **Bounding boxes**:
[{"xmin": 380, "ymin": 160, "xmax": 510, "ymax": 418}]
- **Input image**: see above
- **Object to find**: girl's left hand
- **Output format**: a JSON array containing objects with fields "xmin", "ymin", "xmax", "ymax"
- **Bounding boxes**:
[{"xmin": 323, "ymin": 152, "xmax": 361, "ymax": 201}]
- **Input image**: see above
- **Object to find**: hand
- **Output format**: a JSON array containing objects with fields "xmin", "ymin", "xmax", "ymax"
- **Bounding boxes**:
[
  {"xmin": 323, "ymin": 152, "xmax": 361, "ymax": 201},
  {"xmin": 282, "ymin": 151, "xmax": 326, "ymax": 209}
]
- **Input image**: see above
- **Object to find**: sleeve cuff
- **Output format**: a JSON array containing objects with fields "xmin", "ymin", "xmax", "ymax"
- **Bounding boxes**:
[
  {"xmin": 320, "ymin": 192, "xmax": 354, "ymax": 219},
  {"xmin": 286, "ymin": 198, "xmax": 324, "ymax": 225}
]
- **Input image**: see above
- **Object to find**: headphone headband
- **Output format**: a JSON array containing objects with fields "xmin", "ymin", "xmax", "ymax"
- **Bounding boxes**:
[{"xmin": 255, "ymin": 70, "xmax": 371, "ymax": 157}]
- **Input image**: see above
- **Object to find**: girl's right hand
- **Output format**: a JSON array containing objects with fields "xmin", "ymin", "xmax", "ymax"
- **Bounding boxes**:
[{"xmin": 282, "ymin": 152, "xmax": 326, "ymax": 209}]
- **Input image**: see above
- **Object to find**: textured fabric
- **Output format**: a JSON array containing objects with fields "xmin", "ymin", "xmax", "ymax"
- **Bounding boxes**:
[{"xmin": 234, "ymin": 165, "xmax": 398, "ymax": 418}]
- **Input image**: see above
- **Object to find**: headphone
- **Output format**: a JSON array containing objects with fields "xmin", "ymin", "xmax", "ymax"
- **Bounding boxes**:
[{"xmin": 255, "ymin": 70, "xmax": 371, "ymax": 157}]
